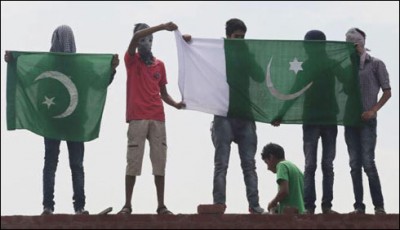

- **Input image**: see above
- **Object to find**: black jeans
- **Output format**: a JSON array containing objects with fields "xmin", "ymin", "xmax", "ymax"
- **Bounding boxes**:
[{"xmin": 42, "ymin": 138, "xmax": 85, "ymax": 211}]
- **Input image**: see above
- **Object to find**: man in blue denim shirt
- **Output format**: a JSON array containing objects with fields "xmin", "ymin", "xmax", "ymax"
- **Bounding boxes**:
[
  {"xmin": 344, "ymin": 28, "xmax": 391, "ymax": 214},
  {"xmin": 211, "ymin": 18, "xmax": 264, "ymax": 214}
]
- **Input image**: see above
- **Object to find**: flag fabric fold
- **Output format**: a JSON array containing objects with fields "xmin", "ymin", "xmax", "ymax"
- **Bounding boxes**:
[
  {"xmin": 6, "ymin": 51, "xmax": 113, "ymax": 141},
  {"xmin": 175, "ymin": 31, "xmax": 362, "ymax": 126}
]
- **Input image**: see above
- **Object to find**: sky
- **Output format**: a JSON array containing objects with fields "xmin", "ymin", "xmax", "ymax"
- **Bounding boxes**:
[{"xmin": 1, "ymin": 1, "xmax": 399, "ymax": 215}]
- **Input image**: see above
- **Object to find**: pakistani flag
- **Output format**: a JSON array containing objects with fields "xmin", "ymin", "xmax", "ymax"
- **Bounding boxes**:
[
  {"xmin": 175, "ymin": 31, "xmax": 362, "ymax": 126},
  {"xmin": 6, "ymin": 51, "xmax": 114, "ymax": 141}
]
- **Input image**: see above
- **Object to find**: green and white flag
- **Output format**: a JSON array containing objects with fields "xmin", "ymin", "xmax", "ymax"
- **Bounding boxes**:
[
  {"xmin": 6, "ymin": 51, "xmax": 114, "ymax": 141},
  {"xmin": 175, "ymin": 31, "xmax": 362, "ymax": 126}
]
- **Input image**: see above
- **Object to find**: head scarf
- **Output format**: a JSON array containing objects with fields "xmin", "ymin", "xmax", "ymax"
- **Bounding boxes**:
[
  {"xmin": 345, "ymin": 28, "xmax": 365, "ymax": 48},
  {"xmin": 346, "ymin": 28, "xmax": 369, "ymax": 69},
  {"xmin": 134, "ymin": 23, "xmax": 154, "ymax": 66},
  {"xmin": 50, "ymin": 25, "xmax": 76, "ymax": 53}
]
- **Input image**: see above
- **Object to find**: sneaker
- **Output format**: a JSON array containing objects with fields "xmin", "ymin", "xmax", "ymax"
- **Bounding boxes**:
[
  {"xmin": 375, "ymin": 207, "xmax": 386, "ymax": 215},
  {"xmin": 41, "ymin": 207, "xmax": 53, "ymax": 215},
  {"xmin": 75, "ymin": 209, "xmax": 89, "ymax": 215},
  {"xmin": 249, "ymin": 206, "xmax": 265, "ymax": 214},
  {"xmin": 350, "ymin": 208, "xmax": 365, "ymax": 214},
  {"xmin": 322, "ymin": 208, "xmax": 339, "ymax": 214},
  {"xmin": 303, "ymin": 209, "xmax": 314, "ymax": 215}
]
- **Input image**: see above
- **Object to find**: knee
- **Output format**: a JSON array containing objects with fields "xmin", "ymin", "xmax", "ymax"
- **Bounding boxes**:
[
  {"xmin": 349, "ymin": 157, "xmax": 361, "ymax": 170},
  {"xmin": 241, "ymin": 158, "xmax": 256, "ymax": 171},
  {"xmin": 304, "ymin": 163, "xmax": 317, "ymax": 173},
  {"xmin": 44, "ymin": 154, "xmax": 59, "ymax": 170},
  {"xmin": 70, "ymin": 160, "xmax": 84, "ymax": 172},
  {"xmin": 215, "ymin": 161, "xmax": 229, "ymax": 171},
  {"xmin": 321, "ymin": 161, "xmax": 333, "ymax": 173},
  {"xmin": 363, "ymin": 163, "xmax": 378, "ymax": 175}
]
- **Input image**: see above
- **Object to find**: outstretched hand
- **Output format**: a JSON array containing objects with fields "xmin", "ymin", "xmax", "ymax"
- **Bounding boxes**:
[
  {"xmin": 175, "ymin": 101, "xmax": 186, "ymax": 110},
  {"xmin": 271, "ymin": 119, "xmax": 282, "ymax": 127},
  {"xmin": 163, "ymin": 22, "xmax": 178, "ymax": 31},
  {"xmin": 4, "ymin": 51, "xmax": 12, "ymax": 63},
  {"xmin": 182, "ymin": 34, "xmax": 192, "ymax": 43},
  {"xmin": 111, "ymin": 54, "xmax": 119, "ymax": 69}
]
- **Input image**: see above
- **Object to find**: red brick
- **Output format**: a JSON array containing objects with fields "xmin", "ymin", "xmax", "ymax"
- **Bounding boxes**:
[
  {"xmin": 197, "ymin": 204, "xmax": 226, "ymax": 214},
  {"xmin": 1, "ymin": 213, "xmax": 399, "ymax": 229}
]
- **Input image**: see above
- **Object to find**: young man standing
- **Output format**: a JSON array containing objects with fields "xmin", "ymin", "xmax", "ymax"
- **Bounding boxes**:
[
  {"xmin": 211, "ymin": 18, "xmax": 264, "ymax": 214},
  {"xmin": 119, "ymin": 22, "xmax": 185, "ymax": 215},
  {"xmin": 182, "ymin": 18, "xmax": 264, "ymax": 214},
  {"xmin": 345, "ymin": 27, "xmax": 391, "ymax": 214}
]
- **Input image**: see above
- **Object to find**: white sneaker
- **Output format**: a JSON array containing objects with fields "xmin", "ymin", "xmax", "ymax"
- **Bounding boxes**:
[
  {"xmin": 249, "ymin": 206, "xmax": 265, "ymax": 214},
  {"xmin": 41, "ymin": 207, "xmax": 53, "ymax": 215},
  {"xmin": 75, "ymin": 209, "xmax": 89, "ymax": 215}
]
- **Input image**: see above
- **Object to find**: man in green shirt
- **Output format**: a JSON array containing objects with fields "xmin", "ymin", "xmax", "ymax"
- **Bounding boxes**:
[{"xmin": 261, "ymin": 143, "xmax": 305, "ymax": 214}]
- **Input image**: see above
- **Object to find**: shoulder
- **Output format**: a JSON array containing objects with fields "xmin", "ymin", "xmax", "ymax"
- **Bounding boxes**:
[
  {"xmin": 368, "ymin": 54, "xmax": 388, "ymax": 75},
  {"xmin": 277, "ymin": 161, "xmax": 289, "ymax": 170},
  {"xmin": 125, "ymin": 51, "xmax": 138, "ymax": 60},
  {"xmin": 367, "ymin": 53, "xmax": 385, "ymax": 65},
  {"xmin": 154, "ymin": 57, "xmax": 165, "ymax": 66}
]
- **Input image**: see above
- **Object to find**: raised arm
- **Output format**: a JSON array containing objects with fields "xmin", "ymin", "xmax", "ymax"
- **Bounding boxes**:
[{"xmin": 127, "ymin": 22, "xmax": 178, "ymax": 56}]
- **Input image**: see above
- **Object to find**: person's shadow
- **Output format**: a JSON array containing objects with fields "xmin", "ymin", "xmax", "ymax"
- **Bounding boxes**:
[
  {"xmin": 224, "ymin": 39, "xmax": 265, "ymax": 120},
  {"xmin": 272, "ymin": 41, "xmax": 361, "ymax": 126}
]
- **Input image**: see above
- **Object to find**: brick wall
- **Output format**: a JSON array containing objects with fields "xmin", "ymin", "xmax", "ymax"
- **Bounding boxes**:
[{"xmin": 2, "ymin": 214, "xmax": 399, "ymax": 229}]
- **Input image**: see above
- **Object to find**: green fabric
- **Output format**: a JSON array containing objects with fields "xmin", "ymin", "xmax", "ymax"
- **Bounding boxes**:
[
  {"xmin": 6, "ymin": 51, "xmax": 113, "ymax": 141},
  {"xmin": 224, "ymin": 39, "xmax": 362, "ymax": 126},
  {"xmin": 276, "ymin": 160, "xmax": 305, "ymax": 214}
]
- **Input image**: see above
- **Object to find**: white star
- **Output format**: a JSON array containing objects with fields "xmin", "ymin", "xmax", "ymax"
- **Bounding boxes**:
[
  {"xmin": 42, "ymin": 96, "xmax": 56, "ymax": 109},
  {"xmin": 289, "ymin": 58, "xmax": 303, "ymax": 74}
]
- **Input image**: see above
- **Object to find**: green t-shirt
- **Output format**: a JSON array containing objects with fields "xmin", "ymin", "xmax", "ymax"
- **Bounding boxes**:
[{"xmin": 276, "ymin": 160, "xmax": 305, "ymax": 214}]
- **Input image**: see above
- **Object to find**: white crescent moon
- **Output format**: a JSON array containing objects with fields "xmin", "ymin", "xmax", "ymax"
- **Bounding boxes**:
[
  {"xmin": 266, "ymin": 57, "xmax": 313, "ymax": 100},
  {"xmin": 35, "ymin": 71, "xmax": 78, "ymax": 118}
]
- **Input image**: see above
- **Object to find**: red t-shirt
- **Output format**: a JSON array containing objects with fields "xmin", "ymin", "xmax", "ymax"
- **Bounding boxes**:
[{"xmin": 125, "ymin": 51, "xmax": 167, "ymax": 122}]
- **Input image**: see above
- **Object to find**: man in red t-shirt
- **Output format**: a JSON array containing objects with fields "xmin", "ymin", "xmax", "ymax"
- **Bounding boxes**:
[{"xmin": 118, "ymin": 22, "xmax": 185, "ymax": 215}]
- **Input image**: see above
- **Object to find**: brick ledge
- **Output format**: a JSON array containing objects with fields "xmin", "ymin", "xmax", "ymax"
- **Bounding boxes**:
[{"xmin": 2, "ymin": 214, "xmax": 399, "ymax": 229}]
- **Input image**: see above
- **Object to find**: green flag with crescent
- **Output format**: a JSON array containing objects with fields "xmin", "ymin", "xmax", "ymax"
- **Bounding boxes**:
[
  {"xmin": 224, "ymin": 39, "xmax": 362, "ymax": 126},
  {"xmin": 175, "ymin": 33, "xmax": 363, "ymax": 126},
  {"xmin": 6, "ymin": 51, "xmax": 114, "ymax": 141}
]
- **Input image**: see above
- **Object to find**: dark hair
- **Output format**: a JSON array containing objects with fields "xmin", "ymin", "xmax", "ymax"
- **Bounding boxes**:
[
  {"xmin": 304, "ymin": 30, "xmax": 326, "ymax": 41},
  {"xmin": 133, "ymin": 23, "xmax": 150, "ymax": 34},
  {"xmin": 261, "ymin": 143, "xmax": 285, "ymax": 160},
  {"xmin": 225, "ymin": 18, "xmax": 247, "ymax": 37},
  {"xmin": 354, "ymin": 28, "xmax": 366, "ymax": 39}
]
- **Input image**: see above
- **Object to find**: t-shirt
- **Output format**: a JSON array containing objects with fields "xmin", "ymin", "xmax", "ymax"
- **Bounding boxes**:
[
  {"xmin": 276, "ymin": 160, "xmax": 305, "ymax": 214},
  {"xmin": 125, "ymin": 51, "xmax": 167, "ymax": 122}
]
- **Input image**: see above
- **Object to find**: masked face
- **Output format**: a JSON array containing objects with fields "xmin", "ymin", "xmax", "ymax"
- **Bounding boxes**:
[
  {"xmin": 138, "ymin": 35, "xmax": 153, "ymax": 54},
  {"xmin": 137, "ymin": 35, "xmax": 154, "ymax": 65}
]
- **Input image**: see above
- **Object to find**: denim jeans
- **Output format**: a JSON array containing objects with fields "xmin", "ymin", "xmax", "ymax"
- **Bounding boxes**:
[
  {"xmin": 345, "ymin": 118, "xmax": 384, "ymax": 211},
  {"xmin": 303, "ymin": 125, "xmax": 337, "ymax": 211},
  {"xmin": 43, "ymin": 138, "xmax": 85, "ymax": 212},
  {"xmin": 211, "ymin": 115, "xmax": 260, "ymax": 208}
]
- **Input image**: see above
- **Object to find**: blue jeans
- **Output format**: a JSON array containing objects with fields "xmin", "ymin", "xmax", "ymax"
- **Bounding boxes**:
[
  {"xmin": 345, "ymin": 118, "xmax": 384, "ymax": 211},
  {"xmin": 211, "ymin": 115, "xmax": 260, "ymax": 208},
  {"xmin": 303, "ymin": 125, "xmax": 337, "ymax": 211},
  {"xmin": 43, "ymin": 138, "xmax": 85, "ymax": 212}
]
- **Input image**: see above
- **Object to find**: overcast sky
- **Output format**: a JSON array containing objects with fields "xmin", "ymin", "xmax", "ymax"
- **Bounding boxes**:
[{"xmin": 1, "ymin": 1, "xmax": 399, "ymax": 215}]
